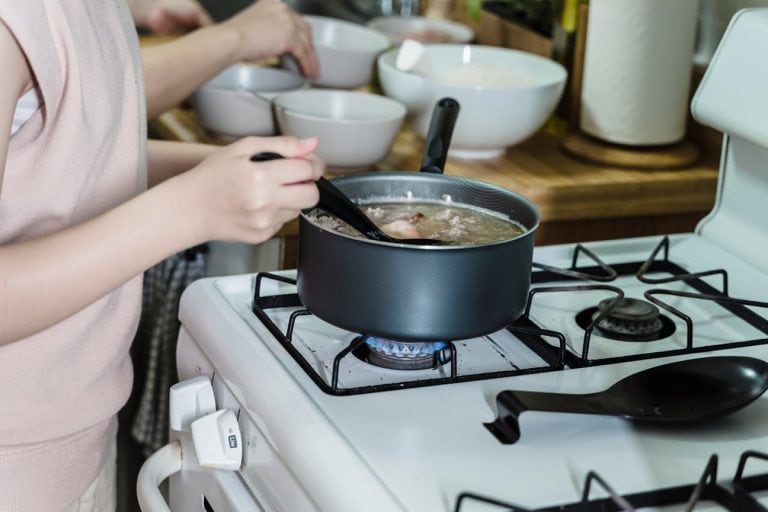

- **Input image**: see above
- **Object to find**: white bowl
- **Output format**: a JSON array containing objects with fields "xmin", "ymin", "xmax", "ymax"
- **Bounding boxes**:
[
  {"xmin": 284, "ymin": 15, "xmax": 391, "ymax": 89},
  {"xmin": 273, "ymin": 89, "xmax": 406, "ymax": 168},
  {"xmin": 193, "ymin": 64, "xmax": 307, "ymax": 138},
  {"xmin": 377, "ymin": 44, "xmax": 567, "ymax": 158},
  {"xmin": 367, "ymin": 16, "xmax": 474, "ymax": 45}
]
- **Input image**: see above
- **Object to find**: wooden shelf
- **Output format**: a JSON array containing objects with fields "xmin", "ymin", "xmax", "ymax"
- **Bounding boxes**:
[{"xmin": 375, "ymin": 124, "xmax": 718, "ymax": 223}]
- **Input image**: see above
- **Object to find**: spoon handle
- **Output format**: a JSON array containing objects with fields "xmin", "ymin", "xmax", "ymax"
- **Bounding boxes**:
[
  {"xmin": 420, "ymin": 97, "xmax": 460, "ymax": 174},
  {"xmin": 484, "ymin": 390, "xmax": 606, "ymax": 444},
  {"xmin": 250, "ymin": 152, "xmax": 284, "ymax": 162},
  {"xmin": 315, "ymin": 177, "xmax": 393, "ymax": 242}
]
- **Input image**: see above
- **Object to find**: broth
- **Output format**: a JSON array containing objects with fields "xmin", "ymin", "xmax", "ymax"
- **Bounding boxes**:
[{"xmin": 309, "ymin": 199, "xmax": 526, "ymax": 245}]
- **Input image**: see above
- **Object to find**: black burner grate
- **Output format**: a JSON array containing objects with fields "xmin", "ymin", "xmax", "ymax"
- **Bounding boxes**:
[
  {"xmin": 529, "ymin": 236, "xmax": 768, "ymax": 367},
  {"xmin": 454, "ymin": 450, "xmax": 768, "ymax": 512},
  {"xmin": 250, "ymin": 236, "xmax": 768, "ymax": 395},
  {"xmin": 251, "ymin": 272, "xmax": 566, "ymax": 395}
]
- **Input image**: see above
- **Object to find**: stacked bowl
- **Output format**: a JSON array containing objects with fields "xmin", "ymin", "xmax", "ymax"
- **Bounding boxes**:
[{"xmin": 194, "ymin": 15, "xmax": 404, "ymax": 169}]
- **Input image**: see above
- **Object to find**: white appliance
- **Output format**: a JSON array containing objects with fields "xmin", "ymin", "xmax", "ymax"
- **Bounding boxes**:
[{"xmin": 138, "ymin": 9, "xmax": 768, "ymax": 511}]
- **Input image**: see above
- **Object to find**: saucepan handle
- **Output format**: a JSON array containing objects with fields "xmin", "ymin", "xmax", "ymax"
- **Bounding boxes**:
[{"xmin": 419, "ymin": 97, "xmax": 460, "ymax": 174}]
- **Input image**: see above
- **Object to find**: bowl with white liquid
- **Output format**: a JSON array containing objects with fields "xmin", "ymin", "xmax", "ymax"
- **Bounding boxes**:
[{"xmin": 377, "ymin": 44, "xmax": 567, "ymax": 158}]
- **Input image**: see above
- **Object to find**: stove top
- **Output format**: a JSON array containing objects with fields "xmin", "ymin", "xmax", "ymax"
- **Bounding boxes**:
[{"xmin": 177, "ymin": 233, "xmax": 768, "ymax": 512}]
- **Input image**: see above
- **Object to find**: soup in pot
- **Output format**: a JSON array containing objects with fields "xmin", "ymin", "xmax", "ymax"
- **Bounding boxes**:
[{"xmin": 308, "ymin": 199, "xmax": 526, "ymax": 245}]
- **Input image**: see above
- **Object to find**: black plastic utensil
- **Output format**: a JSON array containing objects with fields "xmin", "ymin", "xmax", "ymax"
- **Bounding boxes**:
[
  {"xmin": 314, "ymin": 177, "xmax": 446, "ymax": 246},
  {"xmin": 250, "ymin": 152, "xmax": 285, "ymax": 162},
  {"xmin": 485, "ymin": 356, "xmax": 768, "ymax": 444},
  {"xmin": 250, "ymin": 152, "xmax": 446, "ymax": 246},
  {"xmin": 419, "ymin": 97, "xmax": 459, "ymax": 174}
]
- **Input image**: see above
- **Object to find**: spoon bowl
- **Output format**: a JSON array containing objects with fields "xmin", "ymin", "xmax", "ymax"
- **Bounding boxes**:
[{"xmin": 485, "ymin": 356, "xmax": 768, "ymax": 444}]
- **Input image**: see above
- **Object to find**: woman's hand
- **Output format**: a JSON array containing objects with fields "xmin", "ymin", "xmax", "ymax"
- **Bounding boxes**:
[
  {"xmin": 221, "ymin": 0, "xmax": 319, "ymax": 78},
  {"xmin": 179, "ymin": 136, "xmax": 324, "ymax": 245},
  {"xmin": 130, "ymin": 0, "xmax": 213, "ymax": 35}
]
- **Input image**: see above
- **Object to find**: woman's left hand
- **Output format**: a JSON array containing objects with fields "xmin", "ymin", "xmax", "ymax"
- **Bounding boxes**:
[
  {"xmin": 221, "ymin": 0, "xmax": 319, "ymax": 79},
  {"xmin": 130, "ymin": 0, "xmax": 214, "ymax": 35}
]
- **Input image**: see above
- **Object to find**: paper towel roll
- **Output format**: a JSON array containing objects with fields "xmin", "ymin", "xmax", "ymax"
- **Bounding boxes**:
[{"xmin": 579, "ymin": 0, "xmax": 699, "ymax": 146}]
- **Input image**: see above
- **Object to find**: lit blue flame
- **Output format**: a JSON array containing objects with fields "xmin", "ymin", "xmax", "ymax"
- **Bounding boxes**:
[{"xmin": 365, "ymin": 338, "xmax": 447, "ymax": 359}]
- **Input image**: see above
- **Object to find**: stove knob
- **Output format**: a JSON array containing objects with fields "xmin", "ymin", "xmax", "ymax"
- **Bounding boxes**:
[
  {"xmin": 169, "ymin": 375, "xmax": 216, "ymax": 432},
  {"xmin": 190, "ymin": 409, "xmax": 243, "ymax": 471}
]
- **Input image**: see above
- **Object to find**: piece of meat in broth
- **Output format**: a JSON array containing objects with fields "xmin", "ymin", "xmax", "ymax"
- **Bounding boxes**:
[{"xmin": 381, "ymin": 219, "xmax": 421, "ymax": 239}]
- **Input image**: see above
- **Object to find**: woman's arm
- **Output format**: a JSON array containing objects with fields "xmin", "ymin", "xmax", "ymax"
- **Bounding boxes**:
[
  {"xmin": 142, "ymin": 0, "xmax": 317, "ymax": 119},
  {"xmin": 146, "ymin": 139, "xmax": 217, "ymax": 186},
  {"xmin": 0, "ymin": 133, "xmax": 323, "ymax": 346},
  {"xmin": 128, "ymin": 0, "xmax": 213, "ymax": 35}
]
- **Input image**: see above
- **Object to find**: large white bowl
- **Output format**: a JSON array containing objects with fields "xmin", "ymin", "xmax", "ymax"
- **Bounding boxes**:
[
  {"xmin": 284, "ymin": 15, "xmax": 391, "ymax": 89},
  {"xmin": 193, "ymin": 64, "xmax": 307, "ymax": 138},
  {"xmin": 377, "ymin": 44, "xmax": 567, "ymax": 158},
  {"xmin": 273, "ymin": 89, "xmax": 406, "ymax": 168},
  {"xmin": 367, "ymin": 16, "xmax": 474, "ymax": 44}
]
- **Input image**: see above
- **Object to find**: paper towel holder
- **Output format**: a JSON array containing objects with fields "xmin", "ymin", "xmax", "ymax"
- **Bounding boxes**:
[
  {"xmin": 562, "ymin": 132, "xmax": 700, "ymax": 169},
  {"xmin": 559, "ymin": 1, "xmax": 700, "ymax": 170}
]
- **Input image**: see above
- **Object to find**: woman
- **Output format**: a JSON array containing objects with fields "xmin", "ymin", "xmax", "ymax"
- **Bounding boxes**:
[{"xmin": 0, "ymin": 1, "xmax": 323, "ymax": 511}]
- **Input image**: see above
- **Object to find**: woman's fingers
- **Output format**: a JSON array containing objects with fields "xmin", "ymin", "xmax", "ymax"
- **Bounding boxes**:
[
  {"xmin": 232, "ymin": 135, "xmax": 314, "ymax": 158},
  {"xmin": 145, "ymin": 0, "xmax": 213, "ymax": 35},
  {"xmin": 232, "ymin": 136, "xmax": 325, "ymax": 183},
  {"xmin": 289, "ymin": 18, "xmax": 319, "ymax": 78},
  {"xmin": 186, "ymin": 135, "xmax": 324, "ymax": 244},
  {"xmin": 272, "ymin": 180, "xmax": 320, "ymax": 210},
  {"xmin": 221, "ymin": 0, "xmax": 319, "ymax": 79}
]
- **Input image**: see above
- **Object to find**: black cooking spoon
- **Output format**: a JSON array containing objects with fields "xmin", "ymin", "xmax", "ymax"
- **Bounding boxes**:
[
  {"xmin": 251, "ymin": 152, "xmax": 446, "ymax": 246},
  {"xmin": 485, "ymin": 356, "xmax": 768, "ymax": 444}
]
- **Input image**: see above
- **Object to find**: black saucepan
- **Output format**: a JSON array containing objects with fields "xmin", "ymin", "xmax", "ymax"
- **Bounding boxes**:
[{"xmin": 296, "ymin": 98, "xmax": 541, "ymax": 342}]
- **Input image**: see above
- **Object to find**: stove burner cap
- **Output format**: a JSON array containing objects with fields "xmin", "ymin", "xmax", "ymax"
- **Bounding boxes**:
[
  {"xmin": 362, "ymin": 338, "xmax": 449, "ymax": 370},
  {"xmin": 592, "ymin": 297, "xmax": 664, "ymax": 339}
]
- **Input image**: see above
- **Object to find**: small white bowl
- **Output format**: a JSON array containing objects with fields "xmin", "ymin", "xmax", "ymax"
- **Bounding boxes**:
[
  {"xmin": 273, "ymin": 89, "xmax": 406, "ymax": 168},
  {"xmin": 284, "ymin": 15, "xmax": 391, "ymax": 89},
  {"xmin": 377, "ymin": 44, "xmax": 567, "ymax": 158},
  {"xmin": 193, "ymin": 64, "xmax": 307, "ymax": 138},
  {"xmin": 367, "ymin": 16, "xmax": 474, "ymax": 45}
]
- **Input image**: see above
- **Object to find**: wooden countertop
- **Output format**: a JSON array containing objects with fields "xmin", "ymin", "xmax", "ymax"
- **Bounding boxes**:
[
  {"xmin": 150, "ymin": 108, "xmax": 719, "ymax": 224},
  {"xmin": 377, "ymin": 126, "xmax": 718, "ymax": 222}
]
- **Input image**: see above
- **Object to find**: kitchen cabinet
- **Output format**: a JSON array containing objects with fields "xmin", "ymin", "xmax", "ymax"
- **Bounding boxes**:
[{"xmin": 148, "ymin": 108, "xmax": 718, "ymax": 269}]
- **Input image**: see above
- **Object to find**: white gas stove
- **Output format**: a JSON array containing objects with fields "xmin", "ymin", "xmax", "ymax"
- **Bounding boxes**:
[{"xmin": 137, "ymin": 9, "xmax": 768, "ymax": 512}]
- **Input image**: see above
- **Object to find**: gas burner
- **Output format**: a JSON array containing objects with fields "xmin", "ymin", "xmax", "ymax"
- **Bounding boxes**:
[
  {"xmin": 354, "ymin": 338, "xmax": 451, "ymax": 370},
  {"xmin": 575, "ymin": 298, "xmax": 676, "ymax": 342}
]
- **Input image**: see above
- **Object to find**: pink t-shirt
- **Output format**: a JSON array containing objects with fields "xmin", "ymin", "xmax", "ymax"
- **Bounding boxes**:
[{"xmin": 0, "ymin": 1, "xmax": 147, "ymax": 510}]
